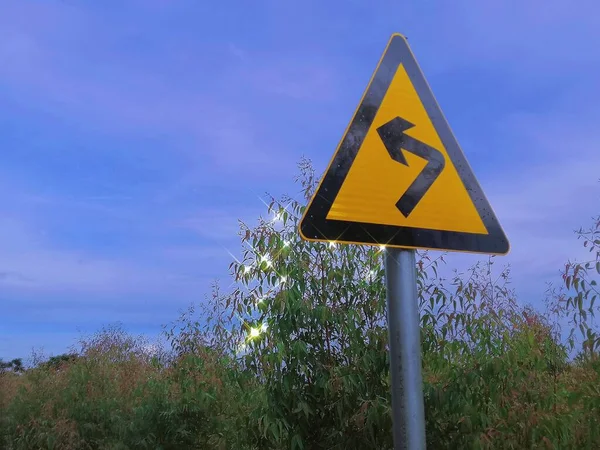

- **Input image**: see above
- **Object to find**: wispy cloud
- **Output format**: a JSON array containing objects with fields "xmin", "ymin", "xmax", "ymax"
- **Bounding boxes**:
[
  {"xmin": 225, "ymin": 44, "xmax": 338, "ymax": 102},
  {"xmin": 0, "ymin": 217, "xmax": 190, "ymax": 296},
  {"xmin": 177, "ymin": 209, "xmax": 253, "ymax": 241},
  {"xmin": 0, "ymin": 2, "xmax": 303, "ymax": 176},
  {"xmin": 402, "ymin": 0, "xmax": 600, "ymax": 76},
  {"xmin": 0, "ymin": 178, "xmax": 244, "ymax": 298}
]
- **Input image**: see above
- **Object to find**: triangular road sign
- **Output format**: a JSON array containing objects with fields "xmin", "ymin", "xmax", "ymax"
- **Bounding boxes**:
[{"xmin": 299, "ymin": 33, "xmax": 509, "ymax": 255}]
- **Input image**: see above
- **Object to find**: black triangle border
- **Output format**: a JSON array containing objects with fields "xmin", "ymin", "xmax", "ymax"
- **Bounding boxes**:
[{"xmin": 299, "ymin": 33, "xmax": 509, "ymax": 255}]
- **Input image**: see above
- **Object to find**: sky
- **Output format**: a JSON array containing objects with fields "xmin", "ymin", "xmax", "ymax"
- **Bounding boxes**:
[{"xmin": 1, "ymin": 0, "xmax": 599, "ymax": 361}]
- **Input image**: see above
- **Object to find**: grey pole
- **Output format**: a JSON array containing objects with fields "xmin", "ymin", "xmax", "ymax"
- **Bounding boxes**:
[{"xmin": 384, "ymin": 248, "xmax": 426, "ymax": 450}]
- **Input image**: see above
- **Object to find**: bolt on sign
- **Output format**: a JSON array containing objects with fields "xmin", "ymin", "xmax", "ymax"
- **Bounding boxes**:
[{"xmin": 299, "ymin": 33, "xmax": 509, "ymax": 255}]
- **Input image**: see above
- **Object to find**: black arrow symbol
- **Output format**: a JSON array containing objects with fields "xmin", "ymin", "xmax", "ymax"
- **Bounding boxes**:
[{"xmin": 376, "ymin": 116, "xmax": 446, "ymax": 218}]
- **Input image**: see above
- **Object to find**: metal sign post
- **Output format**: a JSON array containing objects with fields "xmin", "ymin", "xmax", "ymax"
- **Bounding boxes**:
[{"xmin": 384, "ymin": 248, "xmax": 426, "ymax": 450}]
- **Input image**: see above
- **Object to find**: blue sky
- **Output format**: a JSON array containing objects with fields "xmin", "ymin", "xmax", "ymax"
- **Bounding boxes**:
[{"xmin": 1, "ymin": 0, "xmax": 599, "ymax": 361}]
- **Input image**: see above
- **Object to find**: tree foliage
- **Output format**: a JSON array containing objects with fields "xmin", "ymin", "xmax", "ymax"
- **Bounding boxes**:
[{"xmin": 0, "ymin": 359, "xmax": 24, "ymax": 374}]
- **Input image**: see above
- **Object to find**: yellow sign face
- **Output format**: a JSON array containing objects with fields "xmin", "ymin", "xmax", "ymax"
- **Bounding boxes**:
[
  {"xmin": 327, "ymin": 63, "xmax": 487, "ymax": 235},
  {"xmin": 299, "ymin": 33, "xmax": 509, "ymax": 255}
]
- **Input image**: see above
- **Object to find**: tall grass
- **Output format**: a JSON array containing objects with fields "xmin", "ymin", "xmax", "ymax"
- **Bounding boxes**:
[
  {"xmin": 2, "ymin": 317, "xmax": 600, "ymax": 449},
  {"xmin": 0, "ymin": 325, "xmax": 260, "ymax": 450}
]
